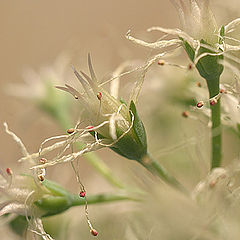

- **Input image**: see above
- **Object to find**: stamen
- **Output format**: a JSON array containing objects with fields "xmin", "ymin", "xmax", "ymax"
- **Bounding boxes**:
[
  {"xmin": 220, "ymin": 89, "xmax": 226, "ymax": 94},
  {"xmin": 182, "ymin": 111, "xmax": 189, "ymax": 118},
  {"xmin": 39, "ymin": 158, "xmax": 47, "ymax": 164},
  {"xmin": 90, "ymin": 229, "xmax": 98, "ymax": 237},
  {"xmin": 6, "ymin": 168, "xmax": 13, "ymax": 176},
  {"xmin": 158, "ymin": 59, "xmax": 165, "ymax": 66},
  {"xmin": 196, "ymin": 101, "xmax": 204, "ymax": 108},
  {"xmin": 188, "ymin": 63, "xmax": 193, "ymax": 70},
  {"xmin": 79, "ymin": 191, "xmax": 86, "ymax": 198},
  {"xmin": 210, "ymin": 99, "xmax": 217, "ymax": 106},
  {"xmin": 67, "ymin": 128, "xmax": 75, "ymax": 134},
  {"xmin": 86, "ymin": 126, "xmax": 94, "ymax": 132},
  {"xmin": 97, "ymin": 92, "xmax": 102, "ymax": 100},
  {"xmin": 196, "ymin": 82, "xmax": 202, "ymax": 87},
  {"xmin": 38, "ymin": 175, "xmax": 45, "ymax": 182}
]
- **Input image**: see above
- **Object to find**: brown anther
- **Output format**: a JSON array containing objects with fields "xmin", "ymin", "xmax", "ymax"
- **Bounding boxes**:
[
  {"xmin": 79, "ymin": 191, "xmax": 86, "ymax": 198},
  {"xmin": 97, "ymin": 92, "xmax": 102, "ymax": 100},
  {"xmin": 90, "ymin": 229, "xmax": 98, "ymax": 236},
  {"xmin": 40, "ymin": 158, "xmax": 47, "ymax": 164},
  {"xmin": 210, "ymin": 99, "xmax": 217, "ymax": 106},
  {"xmin": 74, "ymin": 95, "xmax": 79, "ymax": 99},
  {"xmin": 38, "ymin": 175, "xmax": 45, "ymax": 182},
  {"xmin": 182, "ymin": 111, "xmax": 189, "ymax": 118},
  {"xmin": 6, "ymin": 168, "xmax": 13, "ymax": 176},
  {"xmin": 188, "ymin": 63, "xmax": 193, "ymax": 70},
  {"xmin": 196, "ymin": 101, "xmax": 204, "ymax": 108},
  {"xmin": 209, "ymin": 180, "xmax": 216, "ymax": 188},
  {"xmin": 158, "ymin": 59, "xmax": 165, "ymax": 66},
  {"xmin": 196, "ymin": 82, "xmax": 202, "ymax": 87},
  {"xmin": 220, "ymin": 89, "xmax": 226, "ymax": 94},
  {"xmin": 67, "ymin": 128, "xmax": 75, "ymax": 134}
]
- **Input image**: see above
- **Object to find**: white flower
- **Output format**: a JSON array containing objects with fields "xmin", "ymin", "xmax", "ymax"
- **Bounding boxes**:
[
  {"xmin": 0, "ymin": 123, "xmax": 56, "ymax": 239},
  {"xmin": 126, "ymin": 0, "xmax": 240, "ymax": 71},
  {"xmin": 22, "ymin": 55, "xmax": 147, "ymax": 170}
]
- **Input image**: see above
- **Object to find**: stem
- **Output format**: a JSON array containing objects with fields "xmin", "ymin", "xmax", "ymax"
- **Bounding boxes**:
[
  {"xmin": 83, "ymin": 151, "xmax": 125, "ymax": 189},
  {"xmin": 206, "ymin": 76, "xmax": 222, "ymax": 169},
  {"xmin": 71, "ymin": 192, "xmax": 138, "ymax": 206},
  {"xmin": 141, "ymin": 153, "xmax": 188, "ymax": 194}
]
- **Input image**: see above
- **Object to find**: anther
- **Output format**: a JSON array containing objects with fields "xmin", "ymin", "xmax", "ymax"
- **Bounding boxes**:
[
  {"xmin": 74, "ymin": 95, "xmax": 79, "ymax": 99},
  {"xmin": 40, "ymin": 158, "xmax": 47, "ymax": 164},
  {"xmin": 79, "ymin": 191, "xmax": 86, "ymax": 198},
  {"xmin": 210, "ymin": 99, "xmax": 217, "ymax": 106},
  {"xmin": 87, "ymin": 126, "xmax": 94, "ymax": 132},
  {"xmin": 188, "ymin": 63, "xmax": 193, "ymax": 70},
  {"xmin": 97, "ymin": 92, "xmax": 102, "ymax": 100},
  {"xmin": 196, "ymin": 82, "xmax": 202, "ymax": 87},
  {"xmin": 182, "ymin": 111, "xmax": 189, "ymax": 118},
  {"xmin": 220, "ymin": 89, "xmax": 226, "ymax": 94},
  {"xmin": 158, "ymin": 60, "xmax": 165, "ymax": 66},
  {"xmin": 67, "ymin": 128, "xmax": 75, "ymax": 134},
  {"xmin": 90, "ymin": 229, "xmax": 98, "ymax": 237},
  {"xmin": 6, "ymin": 168, "xmax": 13, "ymax": 176},
  {"xmin": 196, "ymin": 101, "xmax": 204, "ymax": 108},
  {"xmin": 38, "ymin": 175, "xmax": 45, "ymax": 182}
]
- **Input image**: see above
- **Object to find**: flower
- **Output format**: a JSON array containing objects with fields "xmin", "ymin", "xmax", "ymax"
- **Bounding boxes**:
[
  {"xmin": 126, "ymin": 0, "xmax": 240, "ymax": 83},
  {"xmin": 0, "ymin": 123, "xmax": 81, "ymax": 239},
  {"xmin": 6, "ymin": 53, "xmax": 73, "ymax": 129},
  {"xmin": 171, "ymin": 0, "xmax": 218, "ymax": 45},
  {"xmin": 55, "ymin": 54, "xmax": 147, "ymax": 162},
  {"xmin": 22, "ymin": 55, "xmax": 147, "ymax": 170}
]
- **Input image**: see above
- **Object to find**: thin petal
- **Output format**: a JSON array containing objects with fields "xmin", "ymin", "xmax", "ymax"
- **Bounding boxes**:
[
  {"xmin": 80, "ymin": 70, "xmax": 98, "ymax": 92},
  {"xmin": 126, "ymin": 30, "xmax": 181, "ymax": 50},
  {"xmin": 225, "ymin": 18, "xmax": 240, "ymax": 33},
  {"xmin": 0, "ymin": 202, "xmax": 25, "ymax": 216},
  {"xmin": 72, "ymin": 66, "xmax": 92, "ymax": 96},
  {"xmin": 88, "ymin": 53, "xmax": 98, "ymax": 83}
]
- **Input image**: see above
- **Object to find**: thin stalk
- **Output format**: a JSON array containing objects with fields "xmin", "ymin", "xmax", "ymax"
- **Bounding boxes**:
[
  {"xmin": 71, "ymin": 192, "xmax": 138, "ymax": 206},
  {"xmin": 206, "ymin": 76, "xmax": 222, "ymax": 169},
  {"xmin": 44, "ymin": 101, "xmax": 125, "ymax": 189},
  {"xmin": 141, "ymin": 153, "xmax": 188, "ymax": 194}
]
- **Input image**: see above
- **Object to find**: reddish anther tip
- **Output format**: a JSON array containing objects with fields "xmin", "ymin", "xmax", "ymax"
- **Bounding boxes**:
[
  {"xmin": 87, "ymin": 126, "xmax": 94, "ymax": 132},
  {"xmin": 220, "ymin": 89, "xmax": 226, "ymax": 94},
  {"xmin": 97, "ymin": 92, "xmax": 102, "ymax": 100},
  {"xmin": 67, "ymin": 128, "xmax": 75, "ymax": 134},
  {"xmin": 210, "ymin": 99, "xmax": 217, "ymax": 106},
  {"xmin": 6, "ymin": 168, "xmax": 12, "ymax": 175},
  {"xmin": 79, "ymin": 191, "xmax": 86, "ymax": 198},
  {"xmin": 196, "ymin": 82, "xmax": 202, "ymax": 87},
  {"xmin": 196, "ymin": 101, "xmax": 204, "ymax": 108},
  {"xmin": 90, "ymin": 229, "xmax": 98, "ymax": 236},
  {"xmin": 182, "ymin": 111, "xmax": 189, "ymax": 118},
  {"xmin": 188, "ymin": 63, "xmax": 193, "ymax": 70},
  {"xmin": 38, "ymin": 175, "xmax": 45, "ymax": 182},
  {"xmin": 40, "ymin": 158, "xmax": 47, "ymax": 164},
  {"xmin": 158, "ymin": 60, "xmax": 165, "ymax": 66}
]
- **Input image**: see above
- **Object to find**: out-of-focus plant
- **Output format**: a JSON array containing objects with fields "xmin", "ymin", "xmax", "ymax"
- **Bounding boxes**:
[
  {"xmin": 126, "ymin": 0, "xmax": 240, "ymax": 169},
  {"xmin": 2, "ymin": 1, "xmax": 240, "ymax": 239}
]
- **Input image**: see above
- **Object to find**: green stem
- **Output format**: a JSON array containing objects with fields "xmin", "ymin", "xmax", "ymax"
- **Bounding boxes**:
[
  {"xmin": 141, "ymin": 153, "xmax": 188, "ymax": 194},
  {"xmin": 206, "ymin": 76, "xmax": 222, "ymax": 169},
  {"xmin": 71, "ymin": 192, "xmax": 138, "ymax": 206},
  {"xmin": 83, "ymin": 151, "xmax": 125, "ymax": 189}
]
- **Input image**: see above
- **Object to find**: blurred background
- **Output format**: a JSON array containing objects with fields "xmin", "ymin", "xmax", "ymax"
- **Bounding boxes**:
[{"xmin": 0, "ymin": 0, "xmax": 240, "ymax": 239}]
